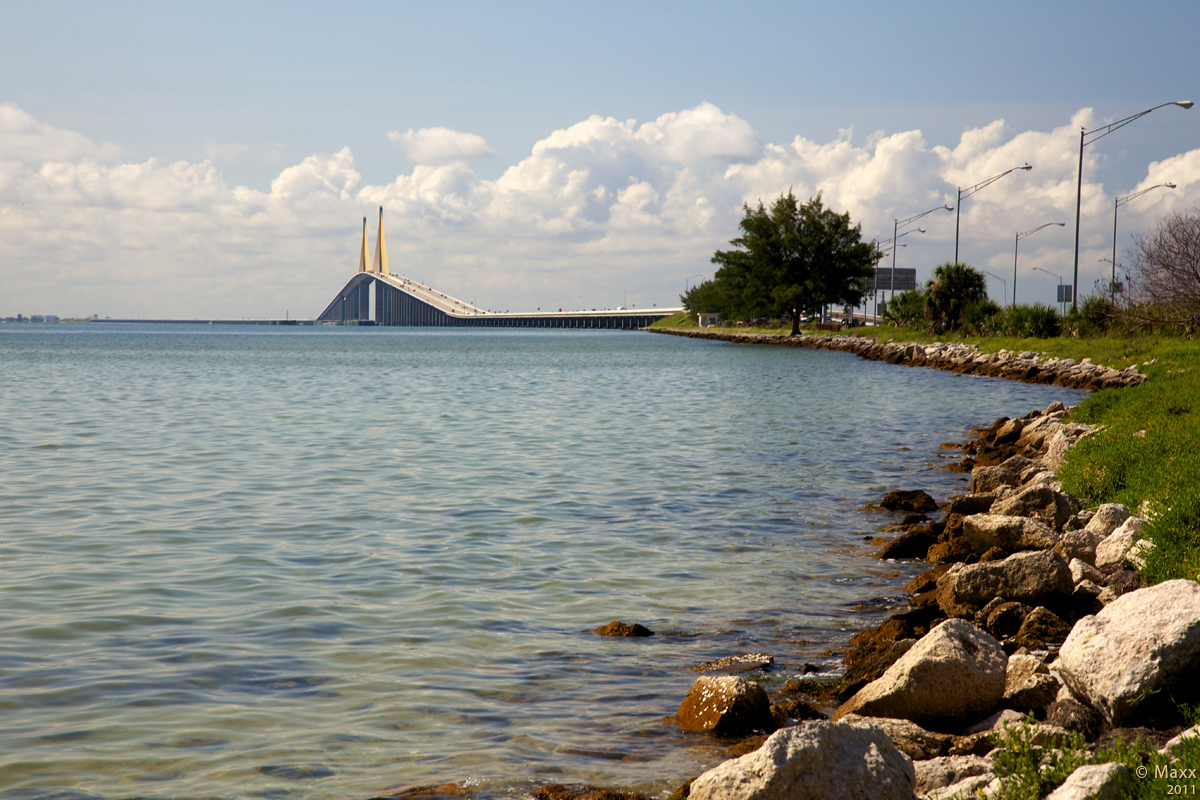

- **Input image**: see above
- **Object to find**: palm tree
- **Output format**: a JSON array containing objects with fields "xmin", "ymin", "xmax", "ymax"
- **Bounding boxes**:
[{"xmin": 925, "ymin": 262, "xmax": 987, "ymax": 333}]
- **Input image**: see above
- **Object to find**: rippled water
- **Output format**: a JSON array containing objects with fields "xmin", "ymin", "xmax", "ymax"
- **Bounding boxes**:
[{"xmin": 0, "ymin": 325, "xmax": 1085, "ymax": 799}]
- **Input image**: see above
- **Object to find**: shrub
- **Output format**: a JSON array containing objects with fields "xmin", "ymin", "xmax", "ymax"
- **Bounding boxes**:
[
  {"xmin": 1066, "ymin": 294, "xmax": 1117, "ymax": 337},
  {"xmin": 961, "ymin": 298, "xmax": 1002, "ymax": 336},
  {"xmin": 883, "ymin": 288, "xmax": 926, "ymax": 328},
  {"xmin": 996, "ymin": 303, "xmax": 1062, "ymax": 338}
]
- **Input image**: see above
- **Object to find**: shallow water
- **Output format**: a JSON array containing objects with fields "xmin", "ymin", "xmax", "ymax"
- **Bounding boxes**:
[{"xmin": 0, "ymin": 325, "xmax": 1085, "ymax": 799}]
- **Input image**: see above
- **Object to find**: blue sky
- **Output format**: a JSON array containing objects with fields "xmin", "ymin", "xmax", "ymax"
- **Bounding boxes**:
[{"xmin": 2, "ymin": 0, "xmax": 1199, "ymax": 317}]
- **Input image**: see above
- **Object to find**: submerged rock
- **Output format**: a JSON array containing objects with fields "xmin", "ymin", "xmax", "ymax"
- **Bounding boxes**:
[
  {"xmin": 691, "ymin": 654, "xmax": 774, "ymax": 674},
  {"xmin": 593, "ymin": 621, "xmax": 654, "ymax": 637},
  {"xmin": 676, "ymin": 675, "xmax": 776, "ymax": 735},
  {"xmin": 879, "ymin": 490, "xmax": 939, "ymax": 513}
]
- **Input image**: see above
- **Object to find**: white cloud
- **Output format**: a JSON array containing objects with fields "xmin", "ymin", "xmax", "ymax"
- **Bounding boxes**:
[
  {"xmin": 388, "ymin": 127, "xmax": 496, "ymax": 164},
  {"xmin": 2, "ymin": 101, "xmax": 1199, "ymax": 317},
  {"xmin": 0, "ymin": 103, "xmax": 121, "ymax": 163}
]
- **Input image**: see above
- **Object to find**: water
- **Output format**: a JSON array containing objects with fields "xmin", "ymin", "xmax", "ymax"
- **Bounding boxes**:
[{"xmin": 0, "ymin": 325, "xmax": 1085, "ymax": 799}]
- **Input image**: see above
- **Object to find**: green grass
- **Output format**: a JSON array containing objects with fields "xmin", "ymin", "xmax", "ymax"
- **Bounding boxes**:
[
  {"xmin": 990, "ymin": 717, "xmax": 1200, "ymax": 799},
  {"xmin": 649, "ymin": 311, "xmax": 696, "ymax": 328},
  {"xmin": 1055, "ymin": 339, "xmax": 1200, "ymax": 584}
]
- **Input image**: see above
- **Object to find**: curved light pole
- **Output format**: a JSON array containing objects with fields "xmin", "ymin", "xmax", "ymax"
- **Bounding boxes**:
[
  {"xmin": 1032, "ymin": 266, "xmax": 1065, "ymax": 315},
  {"xmin": 1072, "ymin": 101, "xmax": 1192, "ymax": 310},
  {"xmin": 891, "ymin": 204, "xmax": 953, "ymax": 302},
  {"xmin": 955, "ymin": 165, "xmax": 1033, "ymax": 264},
  {"xmin": 984, "ymin": 271, "xmax": 1008, "ymax": 307},
  {"xmin": 685, "ymin": 273, "xmax": 703, "ymax": 293},
  {"xmin": 1111, "ymin": 182, "xmax": 1176, "ymax": 300},
  {"xmin": 1014, "ymin": 222, "xmax": 1066, "ymax": 306}
]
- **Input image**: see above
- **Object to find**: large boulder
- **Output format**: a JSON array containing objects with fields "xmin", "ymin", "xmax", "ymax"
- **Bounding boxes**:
[
  {"xmin": 1094, "ymin": 517, "xmax": 1146, "ymax": 571},
  {"xmin": 1056, "ymin": 580, "xmax": 1200, "ymax": 726},
  {"xmin": 937, "ymin": 551, "xmax": 1073, "ymax": 618},
  {"xmin": 686, "ymin": 721, "xmax": 915, "ymax": 800},
  {"xmin": 989, "ymin": 485, "xmax": 1074, "ymax": 531},
  {"xmin": 969, "ymin": 455, "xmax": 1037, "ymax": 495},
  {"xmin": 834, "ymin": 619, "xmax": 1007, "ymax": 725},
  {"xmin": 676, "ymin": 676, "xmax": 776, "ymax": 735},
  {"xmin": 962, "ymin": 514, "xmax": 1060, "ymax": 554},
  {"xmin": 839, "ymin": 714, "xmax": 949, "ymax": 760}
]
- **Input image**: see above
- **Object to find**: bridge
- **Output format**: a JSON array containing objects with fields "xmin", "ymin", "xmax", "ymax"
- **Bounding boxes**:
[{"xmin": 317, "ymin": 209, "xmax": 680, "ymax": 329}]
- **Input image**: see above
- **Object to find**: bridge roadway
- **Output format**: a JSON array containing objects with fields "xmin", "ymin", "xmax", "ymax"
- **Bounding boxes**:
[{"xmin": 318, "ymin": 271, "xmax": 680, "ymax": 329}]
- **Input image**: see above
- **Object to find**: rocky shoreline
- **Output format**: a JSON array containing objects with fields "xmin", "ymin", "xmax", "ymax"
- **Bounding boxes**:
[
  {"xmin": 366, "ymin": 334, "xmax": 1198, "ymax": 800},
  {"xmin": 647, "ymin": 328, "xmax": 1147, "ymax": 392},
  {"xmin": 657, "ymin": 398, "xmax": 1200, "ymax": 799}
]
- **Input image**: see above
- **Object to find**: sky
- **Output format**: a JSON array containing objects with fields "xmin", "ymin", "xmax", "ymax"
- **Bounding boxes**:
[{"xmin": 2, "ymin": 0, "xmax": 1199, "ymax": 318}]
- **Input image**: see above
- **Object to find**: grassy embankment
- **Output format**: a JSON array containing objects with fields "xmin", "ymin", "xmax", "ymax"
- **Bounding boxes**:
[{"xmin": 650, "ymin": 314, "xmax": 1200, "ymax": 585}]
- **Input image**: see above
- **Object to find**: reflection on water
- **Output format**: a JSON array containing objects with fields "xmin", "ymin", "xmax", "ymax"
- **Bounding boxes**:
[{"xmin": 0, "ymin": 325, "xmax": 1084, "ymax": 799}]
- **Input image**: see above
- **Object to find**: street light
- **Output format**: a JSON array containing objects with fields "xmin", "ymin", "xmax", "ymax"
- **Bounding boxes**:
[
  {"xmin": 685, "ymin": 273, "xmax": 703, "ymax": 293},
  {"xmin": 1014, "ymin": 222, "xmax": 1066, "ymax": 306},
  {"xmin": 1110, "ymin": 182, "xmax": 1176, "ymax": 301},
  {"xmin": 891, "ymin": 204, "xmax": 953, "ymax": 302},
  {"xmin": 955, "ymin": 165, "xmax": 1033, "ymax": 263},
  {"xmin": 1032, "ymin": 266, "xmax": 1066, "ymax": 315},
  {"xmin": 983, "ymin": 271, "xmax": 1008, "ymax": 307},
  {"xmin": 1072, "ymin": 101, "xmax": 1192, "ymax": 309}
]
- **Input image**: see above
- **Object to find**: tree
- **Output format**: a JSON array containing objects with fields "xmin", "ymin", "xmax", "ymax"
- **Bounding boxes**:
[
  {"xmin": 683, "ymin": 192, "xmax": 879, "ymax": 335},
  {"xmin": 1125, "ymin": 207, "xmax": 1200, "ymax": 326},
  {"xmin": 924, "ymin": 262, "xmax": 988, "ymax": 333}
]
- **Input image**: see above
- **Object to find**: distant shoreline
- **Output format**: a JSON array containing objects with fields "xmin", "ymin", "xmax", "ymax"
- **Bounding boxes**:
[{"xmin": 647, "ymin": 327, "xmax": 1145, "ymax": 391}]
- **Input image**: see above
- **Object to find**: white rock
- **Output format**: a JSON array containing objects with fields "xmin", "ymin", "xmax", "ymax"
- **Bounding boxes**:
[
  {"xmin": 1159, "ymin": 724, "xmax": 1200, "ymax": 755},
  {"xmin": 926, "ymin": 775, "xmax": 1000, "ymax": 800},
  {"xmin": 1127, "ymin": 538, "xmax": 1155, "ymax": 569},
  {"xmin": 964, "ymin": 514, "xmax": 1061, "ymax": 553},
  {"xmin": 1044, "ymin": 762, "xmax": 1128, "ymax": 800},
  {"xmin": 1083, "ymin": 504, "xmax": 1132, "ymax": 539},
  {"xmin": 1094, "ymin": 517, "xmax": 1147, "ymax": 571},
  {"xmin": 687, "ymin": 721, "xmax": 915, "ymax": 800},
  {"xmin": 962, "ymin": 708, "xmax": 1025, "ymax": 735},
  {"xmin": 836, "ymin": 620, "xmax": 1007, "ymax": 725},
  {"xmin": 1057, "ymin": 528, "xmax": 1104, "ymax": 566},
  {"xmin": 914, "ymin": 755, "xmax": 993, "ymax": 796},
  {"xmin": 937, "ymin": 550, "xmax": 1073, "ymax": 617},
  {"xmin": 1057, "ymin": 580, "xmax": 1200, "ymax": 726},
  {"xmin": 839, "ymin": 714, "xmax": 949, "ymax": 761},
  {"xmin": 1068, "ymin": 558, "xmax": 1105, "ymax": 585},
  {"xmin": 1042, "ymin": 424, "xmax": 1096, "ymax": 471}
]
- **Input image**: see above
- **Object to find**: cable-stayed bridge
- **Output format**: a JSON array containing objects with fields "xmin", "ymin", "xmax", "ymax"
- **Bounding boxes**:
[{"xmin": 317, "ymin": 209, "xmax": 680, "ymax": 329}]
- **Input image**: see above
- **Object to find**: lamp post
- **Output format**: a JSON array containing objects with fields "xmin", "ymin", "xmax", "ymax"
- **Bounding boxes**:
[
  {"xmin": 685, "ymin": 273, "xmax": 703, "ymax": 293},
  {"xmin": 984, "ymin": 271, "xmax": 1008, "ymax": 307},
  {"xmin": 1111, "ymin": 183, "xmax": 1176, "ymax": 301},
  {"xmin": 1013, "ymin": 223, "xmax": 1066, "ymax": 306},
  {"xmin": 1072, "ymin": 101, "xmax": 1192, "ymax": 310},
  {"xmin": 1033, "ymin": 266, "xmax": 1066, "ymax": 315},
  {"xmin": 891, "ymin": 204, "xmax": 953, "ymax": 302},
  {"xmin": 955, "ymin": 165, "xmax": 1033, "ymax": 264}
]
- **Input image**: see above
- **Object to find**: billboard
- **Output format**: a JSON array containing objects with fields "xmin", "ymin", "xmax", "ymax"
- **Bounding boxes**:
[{"xmin": 869, "ymin": 268, "xmax": 917, "ymax": 293}]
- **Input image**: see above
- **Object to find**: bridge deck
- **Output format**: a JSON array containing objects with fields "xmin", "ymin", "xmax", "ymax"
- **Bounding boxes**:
[{"xmin": 318, "ymin": 271, "xmax": 680, "ymax": 329}]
